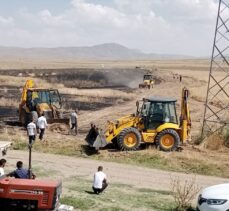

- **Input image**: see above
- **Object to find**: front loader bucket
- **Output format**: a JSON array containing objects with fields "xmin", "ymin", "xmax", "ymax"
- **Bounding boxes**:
[
  {"xmin": 93, "ymin": 133, "xmax": 107, "ymax": 149},
  {"xmin": 85, "ymin": 125, "xmax": 107, "ymax": 149}
]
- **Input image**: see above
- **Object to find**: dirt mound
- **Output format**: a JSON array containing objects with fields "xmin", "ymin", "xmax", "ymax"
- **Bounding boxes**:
[{"xmin": 49, "ymin": 123, "xmax": 69, "ymax": 134}]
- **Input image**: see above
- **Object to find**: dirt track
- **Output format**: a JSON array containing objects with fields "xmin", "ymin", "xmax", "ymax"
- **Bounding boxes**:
[
  {"xmin": 5, "ymin": 150, "xmax": 229, "ymax": 191},
  {"xmin": 77, "ymin": 69, "xmax": 206, "ymax": 137}
]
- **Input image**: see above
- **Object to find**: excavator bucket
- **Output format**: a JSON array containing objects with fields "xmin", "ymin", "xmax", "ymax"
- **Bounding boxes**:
[
  {"xmin": 93, "ymin": 133, "xmax": 107, "ymax": 149},
  {"xmin": 85, "ymin": 124, "xmax": 107, "ymax": 149}
]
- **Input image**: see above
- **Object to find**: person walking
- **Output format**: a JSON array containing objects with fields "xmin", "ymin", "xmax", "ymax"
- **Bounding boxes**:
[
  {"xmin": 70, "ymin": 110, "xmax": 78, "ymax": 135},
  {"xmin": 37, "ymin": 113, "xmax": 48, "ymax": 141},
  {"xmin": 92, "ymin": 166, "xmax": 108, "ymax": 194},
  {"xmin": 0, "ymin": 159, "xmax": 6, "ymax": 176},
  {"xmin": 27, "ymin": 119, "xmax": 37, "ymax": 145},
  {"xmin": 7, "ymin": 161, "xmax": 36, "ymax": 179}
]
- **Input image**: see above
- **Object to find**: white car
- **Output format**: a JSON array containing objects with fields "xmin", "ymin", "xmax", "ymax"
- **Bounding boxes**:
[{"xmin": 197, "ymin": 183, "xmax": 229, "ymax": 211}]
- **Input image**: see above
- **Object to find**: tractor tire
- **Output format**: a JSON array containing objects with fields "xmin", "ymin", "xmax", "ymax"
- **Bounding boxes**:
[
  {"xmin": 155, "ymin": 129, "xmax": 180, "ymax": 152},
  {"xmin": 117, "ymin": 127, "xmax": 141, "ymax": 151}
]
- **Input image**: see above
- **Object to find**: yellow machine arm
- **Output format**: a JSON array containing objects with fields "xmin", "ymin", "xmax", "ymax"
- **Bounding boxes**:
[
  {"xmin": 180, "ymin": 87, "xmax": 191, "ymax": 142},
  {"xmin": 20, "ymin": 79, "xmax": 35, "ymax": 106},
  {"xmin": 104, "ymin": 115, "xmax": 141, "ymax": 142},
  {"xmin": 86, "ymin": 114, "xmax": 141, "ymax": 148},
  {"xmin": 19, "ymin": 79, "xmax": 35, "ymax": 122}
]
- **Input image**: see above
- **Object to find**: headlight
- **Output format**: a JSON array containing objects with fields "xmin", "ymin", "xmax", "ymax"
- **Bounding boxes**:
[{"xmin": 207, "ymin": 199, "xmax": 227, "ymax": 205}]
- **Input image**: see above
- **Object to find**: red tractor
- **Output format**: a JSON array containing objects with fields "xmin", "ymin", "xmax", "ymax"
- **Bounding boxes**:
[
  {"xmin": 0, "ymin": 116, "xmax": 64, "ymax": 211},
  {"xmin": 0, "ymin": 176, "xmax": 62, "ymax": 211}
]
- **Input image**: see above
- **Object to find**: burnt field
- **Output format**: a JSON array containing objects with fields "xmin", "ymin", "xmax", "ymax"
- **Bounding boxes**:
[
  {"xmin": 0, "ymin": 68, "xmax": 145, "ymax": 88},
  {"xmin": 0, "ymin": 67, "xmax": 149, "ymax": 121}
]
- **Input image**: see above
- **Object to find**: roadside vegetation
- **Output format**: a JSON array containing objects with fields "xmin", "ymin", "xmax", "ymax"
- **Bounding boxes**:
[
  {"xmin": 171, "ymin": 176, "xmax": 200, "ymax": 211},
  {"xmin": 1, "ymin": 125, "xmax": 229, "ymax": 179},
  {"xmin": 4, "ymin": 121, "xmax": 228, "ymax": 180},
  {"xmin": 93, "ymin": 148, "xmax": 229, "ymax": 178},
  {"xmin": 61, "ymin": 176, "xmax": 176, "ymax": 211}
]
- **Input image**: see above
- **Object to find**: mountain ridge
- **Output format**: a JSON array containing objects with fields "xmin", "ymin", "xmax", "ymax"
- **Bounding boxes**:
[{"xmin": 0, "ymin": 43, "xmax": 194, "ymax": 60}]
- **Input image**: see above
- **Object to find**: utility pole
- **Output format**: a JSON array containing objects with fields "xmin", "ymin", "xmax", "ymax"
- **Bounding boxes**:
[
  {"xmin": 28, "ymin": 145, "xmax": 32, "ymax": 179},
  {"xmin": 202, "ymin": 0, "xmax": 229, "ymax": 138}
]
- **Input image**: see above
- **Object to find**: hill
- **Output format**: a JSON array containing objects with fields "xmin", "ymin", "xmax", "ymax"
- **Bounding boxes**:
[{"xmin": 0, "ymin": 43, "xmax": 193, "ymax": 60}]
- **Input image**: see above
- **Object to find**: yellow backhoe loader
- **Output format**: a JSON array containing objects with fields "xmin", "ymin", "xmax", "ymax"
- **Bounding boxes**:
[
  {"xmin": 139, "ymin": 74, "xmax": 155, "ymax": 89},
  {"xmin": 19, "ymin": 79, "xmax": 68, "ymax": 126},
  {"xmin": 86, "ymin": 87, "xmax": 191, "ymax": 151}
]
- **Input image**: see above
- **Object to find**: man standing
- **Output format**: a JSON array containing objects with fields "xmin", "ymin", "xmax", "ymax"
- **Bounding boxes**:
[
  {"xmin": 92, "ymin": 166, "xmax": 108, "ymax": 194},
  {"xmin": 37, "ymin": 113, "xmax": 48, "ymax": 141},
  {"xmin": 7, "ymin": 161, "xmax": 36, "ymax": 179},
  {"xmin": 70, "ymin": 110, "xmax": 78, "ymax": 135},
  {"xmin": 27, "ymin": 119, "xmax": 37, "ymax": 145},
  {"xmin": 0, "ymin": 159, "xmax": 6, "ymax": 176}
]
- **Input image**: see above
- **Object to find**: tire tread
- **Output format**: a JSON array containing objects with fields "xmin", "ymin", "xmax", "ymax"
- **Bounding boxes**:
[{"xmin": 117, "ymin": 127, "xmax": 141, "ymax": 151}]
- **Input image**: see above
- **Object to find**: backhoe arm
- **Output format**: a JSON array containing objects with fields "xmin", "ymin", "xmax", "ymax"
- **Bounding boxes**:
[
  {"xmin": 19, "ymin": 79, "xmax": 35, "ymax": 121},
  {"xmin": 180, "ymin": 87, "xmax": 191, "ymax": 142}
]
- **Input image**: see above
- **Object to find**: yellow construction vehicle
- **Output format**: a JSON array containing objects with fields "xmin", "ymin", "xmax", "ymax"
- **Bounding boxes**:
[
  {"xmin": 139, "ymin": 74, "xmax": 155, "ymax": 89},
  {"xmin": 86, "ymin": 88, "xmax": 191, "ymax": 151},
  {"xmin": 19, "ymin": 79, "xmax": 68, "ymax": 126}
]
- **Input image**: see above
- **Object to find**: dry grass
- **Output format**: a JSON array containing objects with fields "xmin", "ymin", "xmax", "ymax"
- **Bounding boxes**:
[
  {"xmin": 204, "ymin": 133, "xmax": 225, "ymax": 150},
  {"xmin": 90, "ymin": 146, "xmax": 229, "ymax": 178},
  {"xmin": 0, "ymin": 57, "xmax": 211, "ymax": 70},
  {"xmin": 0, "ymin": 125, "xmax": 81, "ymax": 156},
  {"xmin": 0, "ymin": 97, "xmax": 19, "ymax": 107},
  {"xmin": 171, "ymin": 176, "xmax": 200, "ymax": 211},
  {"xmin": 60, "ymin": 87, "xmax": 134, "ymax": 99},
  {"xmin": 0, "ymin": 75, "xmax": 56, "ymax": 89},
  {"xmin": 190, "ymin": 86, "xmax": 207, "ymax": 102},
  {"xmin": 61, "ymin": 176, "xmax": 176, "ymax": 211},
  {"xmin": 0, "ymin": 75, "xmax": 28, "ymax": 87}
]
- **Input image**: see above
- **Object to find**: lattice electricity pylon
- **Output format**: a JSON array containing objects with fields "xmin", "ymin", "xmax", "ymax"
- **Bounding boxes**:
[{"xmin": 202, "ymin": 0, "xmax": 229, "ymax": 138}]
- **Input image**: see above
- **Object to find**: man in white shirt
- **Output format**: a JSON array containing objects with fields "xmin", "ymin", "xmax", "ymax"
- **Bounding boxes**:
[
  {"xmin": 92, "ymin": 166, "xmax": 108, "ymax": 194},
  {"xmin": 0, "ymin": 159, "xmax": 6, "ymax": 177},
  {"xmin": 37, "ymin": 113, "xmax": 48, "ymax": 141},
  {"xmin": 27, "ymin": 120, "xmax": 37, "ymax": 145},
  {"xmin": 70, "ymin": 110, "xmax": 78, "ymax": 135}
]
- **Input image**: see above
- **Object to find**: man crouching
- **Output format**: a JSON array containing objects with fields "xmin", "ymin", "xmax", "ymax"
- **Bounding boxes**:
[{"xmin": 92, "ymin": 166, "xmax": 108, "ymax": 194}]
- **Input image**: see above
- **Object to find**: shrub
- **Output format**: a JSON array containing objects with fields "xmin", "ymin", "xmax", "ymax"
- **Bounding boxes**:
[{"xmin": 171, "ymin": 176, "xmax": 200, "ymax": 211}]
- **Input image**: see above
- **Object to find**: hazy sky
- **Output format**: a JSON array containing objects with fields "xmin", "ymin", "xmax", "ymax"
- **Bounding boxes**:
[{"xmin": 0, "ymin": 0, "xmax": 219, "ymax": 56}]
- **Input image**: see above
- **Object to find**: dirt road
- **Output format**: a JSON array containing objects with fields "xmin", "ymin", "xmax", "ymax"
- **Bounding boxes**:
[{"xmin": 5, "ymin": 150, "xmax": 229, "ymax": 191}]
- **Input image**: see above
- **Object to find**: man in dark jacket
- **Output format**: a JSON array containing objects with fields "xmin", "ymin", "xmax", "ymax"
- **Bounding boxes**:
[{"xmin": 7, "ymin": 161, "xmax": 36, "ymax": 179}]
